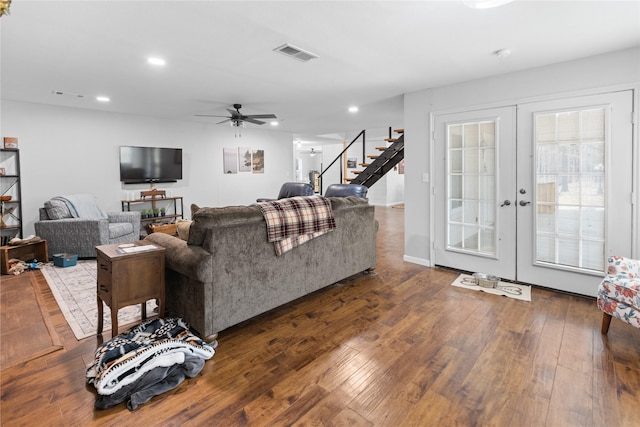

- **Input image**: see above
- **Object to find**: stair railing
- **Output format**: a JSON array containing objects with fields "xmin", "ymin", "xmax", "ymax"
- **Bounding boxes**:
[{"xmin": 316, "ymin": 129, "xmax": 366, "ymax": 194}]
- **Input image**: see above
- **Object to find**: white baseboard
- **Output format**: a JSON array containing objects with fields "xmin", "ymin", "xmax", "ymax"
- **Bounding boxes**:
[{"xmin": 403, "ymin": 255, "xmax": 431, "ymax": 267}]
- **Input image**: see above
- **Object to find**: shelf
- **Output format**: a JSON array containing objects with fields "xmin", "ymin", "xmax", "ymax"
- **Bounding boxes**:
[
  {"xmin": 0, "ymin": 148, "xmax": 22, "ymax": 240},
  {"xmin": 140, "ymin": 214, "xmax": 181, "ymax": 223},
  {"xmin": 1, "ymin": 225, "xmax": 21, "ymax": 230},
  {"xmin": 122, "ymin": 196, "xmax": 183, "ymax": 203},
  {"xmin": 121, "ymin": 196, "xmax": 184, "ymax": 235}
]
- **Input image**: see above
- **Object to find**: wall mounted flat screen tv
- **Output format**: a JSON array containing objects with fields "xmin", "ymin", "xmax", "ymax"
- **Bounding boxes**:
[{"xmin": 119, "ymin": 146, "xmax": 183, "ymax": 183}]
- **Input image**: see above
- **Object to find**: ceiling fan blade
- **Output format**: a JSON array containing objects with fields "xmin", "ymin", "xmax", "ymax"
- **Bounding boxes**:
[
  {"xmin": 244, "ymin": 114, "xmax": 277, "ymax": 119},
  {"xmin": 243, "ymin": 118, "xmax": 266, "ymax": 125},
  {"xmin": 227, "ymin": 108, "xmax": 241, "ymax": 117},
  {"xmin": 194, "ymin": 114, "xmax": 231, "ymax": 118},
  {"xmin": 216, "ymin": 119, "xmax": 232, "ymax": 124}
]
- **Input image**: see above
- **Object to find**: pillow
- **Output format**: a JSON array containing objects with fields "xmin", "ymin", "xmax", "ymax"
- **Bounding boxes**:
[
  {"xmin": 176, "ymin": 219, "xmax": 193, "ymax": 241},
  {"xmin": 44, "ymin": 199, "xmax": 72, "ymax": 220}
]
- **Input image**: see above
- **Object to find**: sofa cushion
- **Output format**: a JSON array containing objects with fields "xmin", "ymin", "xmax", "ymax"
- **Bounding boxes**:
[
  {"xmin": 44, "ymin": 199, "xmax": 73, "ymax": 220},
  {"xmin": 188, "ymin": 205, "xmax": 263, "ymax": 247},
  {"xmin": 109, "ymin": 222, "xmax": 134, "ymax": 239}
]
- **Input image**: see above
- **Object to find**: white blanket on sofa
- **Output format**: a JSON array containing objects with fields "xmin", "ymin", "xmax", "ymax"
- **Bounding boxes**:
[{"xmin": 53, "ymin": 193, "xmax": 108, "ymax": 219}]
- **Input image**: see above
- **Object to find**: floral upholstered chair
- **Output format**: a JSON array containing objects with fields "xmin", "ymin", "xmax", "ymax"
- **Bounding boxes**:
[{"xmin": 597, "ymin": 256, "xmax": 640, "ymax": 334}]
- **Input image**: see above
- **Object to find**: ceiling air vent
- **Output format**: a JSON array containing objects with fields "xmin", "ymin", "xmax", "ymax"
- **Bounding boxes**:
[{"xmin": 273, "ymin": 43, "xmax": 319, "ymax": 62}]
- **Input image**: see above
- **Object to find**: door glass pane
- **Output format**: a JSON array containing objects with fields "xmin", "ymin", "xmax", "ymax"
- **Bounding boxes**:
[
  {"xmin": 447, "ymin": 120, "xmax": 497, "ymax": 256},
  {"xmin": 534, "ymin": 108, "xmax": 606, "ymax": 272}
]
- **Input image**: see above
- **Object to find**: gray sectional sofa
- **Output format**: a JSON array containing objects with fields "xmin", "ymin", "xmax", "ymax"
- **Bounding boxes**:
[{"xmin": 144, "ymin": 196, "xmax": 377, "ymax": 339}]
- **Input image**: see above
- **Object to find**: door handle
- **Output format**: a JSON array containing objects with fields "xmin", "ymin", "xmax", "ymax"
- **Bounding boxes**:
[
  {"xmin": 500, "ymin": 200, "xmax": 511, "ymax": 207},
  {"xmin": 519, "ymin": 200, "xmax": 531, "ymax": 206}
]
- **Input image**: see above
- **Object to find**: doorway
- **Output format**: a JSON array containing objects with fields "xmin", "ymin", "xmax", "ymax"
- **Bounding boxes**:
[{"xmin": 434, "ymin": 91, "xmax": 634, "ymax": 296}]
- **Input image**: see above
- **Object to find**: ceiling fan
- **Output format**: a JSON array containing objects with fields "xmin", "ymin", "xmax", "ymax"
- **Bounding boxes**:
[{"xmin": 195, "ymin": 104, "xmax": 277, "ymax": 127}]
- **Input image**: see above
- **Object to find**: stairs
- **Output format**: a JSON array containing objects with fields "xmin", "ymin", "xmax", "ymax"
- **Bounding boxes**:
[{"xmin": 349, "ymin": 129, "xmax": 404, "ymax": 188}]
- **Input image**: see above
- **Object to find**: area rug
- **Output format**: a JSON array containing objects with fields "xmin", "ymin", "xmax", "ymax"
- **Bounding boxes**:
[
  {"xmin": 1, "ymin": 273, "xmax": 64, "ymax": 369},
  {"xmin": 451, "ymin": 274, "xmax": 531, "ymax": 302},
  {"xmin": 41, "ymin": 260, "xmax": 157, "ymax": 340}
]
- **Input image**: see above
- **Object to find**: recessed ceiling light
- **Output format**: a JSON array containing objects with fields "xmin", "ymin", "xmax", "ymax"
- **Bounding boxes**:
[
  {"xmin": 494, "ymin": 48, "xmax": 512, "ymax": 58},
  {"xmin": 96, "ymin": 96, "xmax": 110, "ymax": 102},
  {"xmin": 348, "ymin": 106, "xmax": 359, "ymax": 113},
  {"xmin": 147, "ymin": 57, "xmax": 166, "ymax": 66},
  {"xmin": 270, "ymin": 121, "xmax": 279, "ymax": 126}
]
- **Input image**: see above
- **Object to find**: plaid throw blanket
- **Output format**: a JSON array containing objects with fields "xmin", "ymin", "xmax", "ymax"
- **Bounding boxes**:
[{"xmin": 257, "ymin": 195, "xmax": 336, "ymax": 256}]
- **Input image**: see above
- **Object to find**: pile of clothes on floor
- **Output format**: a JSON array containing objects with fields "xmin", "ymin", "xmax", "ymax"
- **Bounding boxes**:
[{"xmin": 86, "ymin": 317, "xmax": 216, "ymax": 411}]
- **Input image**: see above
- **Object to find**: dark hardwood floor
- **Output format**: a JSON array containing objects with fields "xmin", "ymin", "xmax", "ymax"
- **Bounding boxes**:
[{"xmin": 1, "ymin": 206, "xmax": 639, "ymax": 426}]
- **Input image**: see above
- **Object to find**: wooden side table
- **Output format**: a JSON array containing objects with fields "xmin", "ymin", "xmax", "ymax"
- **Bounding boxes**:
[
  {"xmin": 0, "ymin": 239, "xmax": 48, "ymax": 274},
  {"xmin": 96, "ymin": 241, "xmax": 165, "ymax": 336}
]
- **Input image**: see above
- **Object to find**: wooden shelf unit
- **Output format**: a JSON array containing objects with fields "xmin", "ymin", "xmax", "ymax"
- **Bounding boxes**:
[
  {"xmin": 1, "ymin": 148, "xmax": 23, "ymax": 245},
  {"xmin": 121, "ymin": 195, "xmax": 184, "ymax": 227}
]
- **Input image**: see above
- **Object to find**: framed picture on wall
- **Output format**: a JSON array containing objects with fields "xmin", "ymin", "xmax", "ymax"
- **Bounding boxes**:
[
  {"xmin": 252, "ymin": 149, "xmax": 264, "ymax": 173},
  {"xmin": 347, "ymin": 157, "xmax": 357, "ymax": 168},
  {"xmin": 238, "ymin": 147, "xmax": 252, "ymax": 172},
  {"xmin": 223, "ymin": 148, "xmax": 238, "ymax": 174}
]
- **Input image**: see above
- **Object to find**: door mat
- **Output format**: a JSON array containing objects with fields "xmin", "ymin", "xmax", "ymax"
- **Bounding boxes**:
[{"xmin": 451, "ymin": 274, "xmax": 531, "ymax": 302}]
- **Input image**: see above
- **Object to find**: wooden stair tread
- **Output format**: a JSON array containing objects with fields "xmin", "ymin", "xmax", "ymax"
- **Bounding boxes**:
[
  {"xmin": 384, "ymin": 138, "xmax": 397, "ymax": 142},
  {"xmin": 359, "ymin": 163, "xmax": 371, "ymax": 167},
  {"xmin": 375, "ymin": 147, "xmax": 388, "ymax": 151},
  {"xmin": 394, "ymin": 128, "xmax": 404, "ymax": 133},
  {"xmin": 368, "ymin": 155, "xmax": 380, "ymax": 159}
]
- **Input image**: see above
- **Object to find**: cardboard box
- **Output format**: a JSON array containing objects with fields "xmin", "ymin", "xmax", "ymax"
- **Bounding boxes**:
[
  {"xmin": 3, "ymin": 137, "xmax": 18, "ymax": 149},
  {"xmin": 53, "ymin": 253, "xmax": 78, "ymax": 268}
]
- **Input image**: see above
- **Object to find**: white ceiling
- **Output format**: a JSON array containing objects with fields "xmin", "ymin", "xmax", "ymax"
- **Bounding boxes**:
[{"xmin": 2, "ymin": 1, "xmax": 639, "ymax": 142}]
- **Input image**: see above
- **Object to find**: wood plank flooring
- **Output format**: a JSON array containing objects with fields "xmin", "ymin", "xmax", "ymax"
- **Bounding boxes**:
[{"xmin": 1, "ymin": 206, "xmax": 639, "ymax": 426}]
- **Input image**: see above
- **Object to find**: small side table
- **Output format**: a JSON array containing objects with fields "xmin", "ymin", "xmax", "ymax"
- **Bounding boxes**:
[
  {"xmin": 96, "ymin": 241, "xmax": 165, "ymax": 336},
  {"xmin": 0, "ymin": 239, "xmax": 49, "ymax": 274}
]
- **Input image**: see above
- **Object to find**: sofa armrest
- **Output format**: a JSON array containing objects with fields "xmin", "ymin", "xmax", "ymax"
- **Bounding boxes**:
[
  {"xmin": 606, "ymin": 256, "xmax": 640, "ymax": 278},
  {"xmin": 144, "ymin": 233, "xmax": 212, "ymax": 283},
  {"xmin": 107, "ymin": 211, "xmax": 141, "ymax": 238}
]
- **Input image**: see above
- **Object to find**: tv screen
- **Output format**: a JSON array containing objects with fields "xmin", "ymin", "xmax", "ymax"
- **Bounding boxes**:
[{"xmin": 119, "ymin": 146, "xmax": 183, "ymax": 183}]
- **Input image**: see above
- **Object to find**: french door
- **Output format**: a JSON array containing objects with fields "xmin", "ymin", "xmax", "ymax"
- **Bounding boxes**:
[{"xmin": 434, "ymin": 91, "xmax": 634, "ymax": 296}]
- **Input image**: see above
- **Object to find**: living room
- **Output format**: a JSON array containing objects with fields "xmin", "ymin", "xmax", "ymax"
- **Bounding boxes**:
[{"xmin": 2, "ymin": 1, "xmax": 640, "ymax": 425}]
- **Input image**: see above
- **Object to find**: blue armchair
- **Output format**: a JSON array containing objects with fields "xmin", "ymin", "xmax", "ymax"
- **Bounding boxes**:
[
  {"xmin": 256, "ymin": 182, "xmax": 314, "ymax": 202},
  {"xmin": 324, "ymin": 184, "xmax": 368, "ymax": 198}
]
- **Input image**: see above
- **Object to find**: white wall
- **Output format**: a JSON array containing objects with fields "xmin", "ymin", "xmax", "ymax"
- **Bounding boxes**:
[
  {"xmin": 404, "ymin": 47, "xmax": 640, "ymax": 266},
  {"xmin": 2, "ymin": 101, "xmax": 294, "ymax": 236}
]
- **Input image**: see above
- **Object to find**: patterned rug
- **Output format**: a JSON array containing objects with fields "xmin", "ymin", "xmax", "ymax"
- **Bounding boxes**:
[
  {"xmin": 451, "ymin": 274, "xmax": 531, "ymax": 302},
  {"xmin": 41, "ymin": 260, "xmax": 157, "ymax": 340}
]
